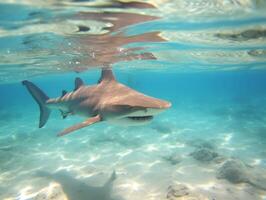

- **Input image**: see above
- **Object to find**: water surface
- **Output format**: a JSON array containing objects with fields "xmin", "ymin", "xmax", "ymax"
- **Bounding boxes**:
[{"xmin": 1, "ymin": 0, "xmax": 266, "ymax": 200}]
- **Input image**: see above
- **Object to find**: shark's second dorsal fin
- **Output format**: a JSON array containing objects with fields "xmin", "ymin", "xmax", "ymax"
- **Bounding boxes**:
[
  {"xmin": 74, "ymin": 77, "xmax": 84, "ymax": 91},
  {"xmin": 98, "ymin": 68, "xmax": 116, "ymax": 84},
  {"xmin": 61, "ymin": 90, "xmax": 67, "ymax": 97}
]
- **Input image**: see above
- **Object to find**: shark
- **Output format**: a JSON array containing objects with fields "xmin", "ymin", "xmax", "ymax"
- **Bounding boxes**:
[{"xmin": 22, "ymin": 68, "xmax": 171, "ymax": 136}]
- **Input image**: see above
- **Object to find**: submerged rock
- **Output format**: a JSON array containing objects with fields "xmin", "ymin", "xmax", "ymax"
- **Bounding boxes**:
[
  {"xmin": 187, "ymin": 139, "xmax": 219, "ymax": 163},
  {"xmin": 166, "ymin": 183, "xmax": 208, "ymax": 200},
  {"xmin": 216, "ymin": 159, "xmax": 249, "ymax": 183},
  {"xmin": 190, "ymin": 147, "xmax": 218, "ymax": 162},
  {"xmin": 166, "ymin": 184, "xmax": 189, "ymax": 199},
  {"xmin": 213, "ymin": 155, "xmax": 226, "ymax": 164},
  {"xmin": 162, "ymin": 153, "xmax": 181, "ymax": 165},
  {"xmin": 217, "ymin": 159, "xmax": 266, "ymax": 191},
  {"xmin": 186, "ymin": 139, "xmax": 215, "ymax": 150}
]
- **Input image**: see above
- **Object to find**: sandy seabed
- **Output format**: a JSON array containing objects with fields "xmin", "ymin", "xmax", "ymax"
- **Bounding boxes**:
[{"xmin": 1, "ymin": 101, "xmax": 266, "ymax": 200}]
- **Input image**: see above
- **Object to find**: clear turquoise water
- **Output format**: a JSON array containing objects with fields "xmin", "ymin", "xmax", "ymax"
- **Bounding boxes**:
[{"xmin": 1, "ymin": 1, "xmax": 266, "ymax": 200}]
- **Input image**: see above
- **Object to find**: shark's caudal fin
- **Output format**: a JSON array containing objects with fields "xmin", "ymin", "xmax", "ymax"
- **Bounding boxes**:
[{"xmin": 22, "ymin": 80, "xmax": 51, "ymax": 128}]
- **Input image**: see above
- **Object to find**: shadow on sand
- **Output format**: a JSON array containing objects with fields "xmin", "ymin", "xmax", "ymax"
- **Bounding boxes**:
[{"xmin": 36, "ymin": 170, "xmax": 123, "ymax": 200}]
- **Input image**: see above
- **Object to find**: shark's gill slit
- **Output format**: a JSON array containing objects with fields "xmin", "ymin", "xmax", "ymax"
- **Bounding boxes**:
[{"xmin": 127, "ymin": 116, "xmax": 153, "ymax": 121}]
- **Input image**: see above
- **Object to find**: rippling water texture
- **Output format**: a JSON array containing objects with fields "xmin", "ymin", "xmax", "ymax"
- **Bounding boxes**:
[{"xmin": 1, "ymin": 0, "xmax": 266, "ymax": 200}]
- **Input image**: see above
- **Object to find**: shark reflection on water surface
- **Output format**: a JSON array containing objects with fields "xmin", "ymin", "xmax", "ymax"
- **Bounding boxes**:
[
  {"xmin": 71, "ymin": 11, "xmax": 165, "ymax": 71},
  {"xmin": 0, "ymin": 0, "xmax": 164, "ymax": 83}
]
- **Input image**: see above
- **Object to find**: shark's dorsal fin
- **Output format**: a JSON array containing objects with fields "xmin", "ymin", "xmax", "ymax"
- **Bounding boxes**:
[
  {"xmin": 98, "ymin": 68, "xmax": 116, "ymax": 84},
  {"xmin": 74, "ymin": 77, "xmax": 84, "ymax": 91},
  {"xmin": 61, "ymin": 90, "xmax": 67, "ymax": 97}
]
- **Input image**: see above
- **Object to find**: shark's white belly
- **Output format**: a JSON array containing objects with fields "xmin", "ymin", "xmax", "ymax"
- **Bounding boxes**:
[
  {"xmin": 105, "ymin": 108, "xmax": 163, "ymax": 126},
  {"xmin": 108, "ymin": 117, "xmax": 152, "ymax": 126}
]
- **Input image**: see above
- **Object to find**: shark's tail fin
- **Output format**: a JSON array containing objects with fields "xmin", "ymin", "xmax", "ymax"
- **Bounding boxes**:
[{"xmin": 22, "ymin": 80, "xmax": 51, "ymax": 128}]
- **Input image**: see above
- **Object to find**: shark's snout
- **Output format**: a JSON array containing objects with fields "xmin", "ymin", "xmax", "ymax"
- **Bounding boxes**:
[
  {"xmin": 159, "ymin": 100, "xmax": 171, "ymax": 109},
  {"xmin": 145, "ymin": 98, "xmax": 171, "ymax": 111},
  {"xmin": 115, "ymin": 100, "xmax": 171, "ymax": 125}
]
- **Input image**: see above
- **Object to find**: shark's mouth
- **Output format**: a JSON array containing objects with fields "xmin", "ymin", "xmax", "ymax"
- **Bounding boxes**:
[{"xmin": 127, "ymin": 116, "xmax": 153, "ymax": 121}]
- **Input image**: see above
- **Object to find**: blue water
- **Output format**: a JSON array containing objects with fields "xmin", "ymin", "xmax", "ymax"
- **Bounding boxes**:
[{"xmin": 1, "ymin": 0, "xmax": 266, "ymax": 200}]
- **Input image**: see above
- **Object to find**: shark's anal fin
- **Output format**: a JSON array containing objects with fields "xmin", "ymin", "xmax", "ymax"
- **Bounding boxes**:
[
  {"xmin": 74, "ymin": 77, "xmax": 84, "ymax": 91},
  {"xmin": 59, "ymin": 110, "xmax": 71, "ymax": 119},
  {"xmin": 98, "ymin": 67, "xmax": 116, "ymax": 84},
  {"xmin": 57, "ymin": 115, "xmax": 101, "ymax": 137}
]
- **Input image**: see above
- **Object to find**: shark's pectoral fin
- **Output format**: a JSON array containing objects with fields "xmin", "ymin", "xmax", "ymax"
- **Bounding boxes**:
[{"xmin": 57, "ymin": 115, "xmax": 101, "ymax": 137}]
